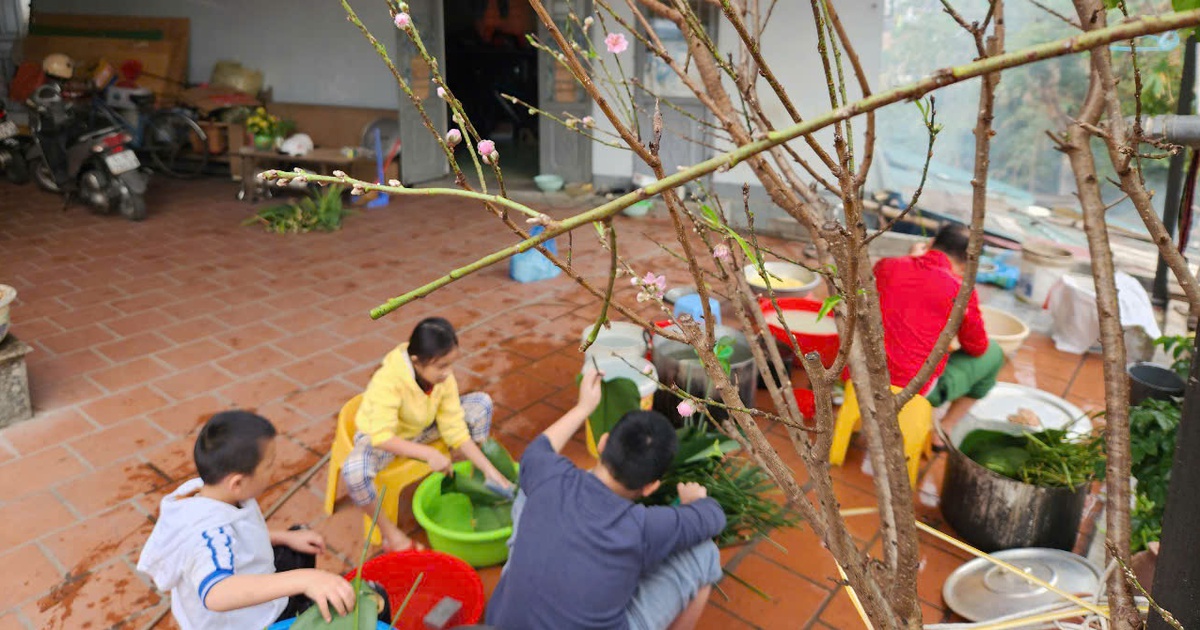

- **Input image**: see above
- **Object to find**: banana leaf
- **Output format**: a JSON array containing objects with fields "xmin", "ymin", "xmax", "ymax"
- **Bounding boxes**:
[
  {"xmin": 588, "ymin": 377, "xmax": 642, "ymax": 441},
  {"xmin": 444, "ymin": 470, "xmax": 512, "ymax": 506},
  {"xmin": 429, "ymin": 492, "xmax": 475, "ymax": 533},
  {"xmin": 473, "ymin": 503, "xmax": 514, "ymax": 532},
  {"xmin": 288, "ymin": 584, "xmax": 379, "ymax": 630},
  {"xmin": 481, "ymin": 438, "xmax": 519, "ymax": 484},
  {"xmin": 958, "ymin": 429, "xmax": 1026, "ymax": 459}
]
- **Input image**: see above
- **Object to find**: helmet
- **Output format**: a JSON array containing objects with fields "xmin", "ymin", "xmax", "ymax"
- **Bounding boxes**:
[
  {"xmin": 42, "ymin": 54, "xmax": 74, "ymax": 80},
  {"xmin": 279, "ymin": 133, "xmax": 314, "ymax": 157}
]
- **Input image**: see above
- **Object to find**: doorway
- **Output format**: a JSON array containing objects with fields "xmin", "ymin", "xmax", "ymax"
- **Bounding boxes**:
[{"xmin": 444, "ymin": 0, "xmax": 540, "ymax": 180}]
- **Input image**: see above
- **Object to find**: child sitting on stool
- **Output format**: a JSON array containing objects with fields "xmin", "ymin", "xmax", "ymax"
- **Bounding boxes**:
[
  {"xmin": 138, "ymin": 411, "xmax": 358, "ymax": 629},
  {"xmin": 342, "ymin": 316, "xmax": 512, "ymax": 551},
  {"xmin": 487, "ymin": 372, "xmax": 726, "ymax": 630}
]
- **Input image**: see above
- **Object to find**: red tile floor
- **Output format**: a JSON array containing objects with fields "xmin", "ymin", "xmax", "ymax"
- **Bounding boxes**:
[{"xmin": 0, "ymin": 179, "xmax": 1109, "ymax": 629}]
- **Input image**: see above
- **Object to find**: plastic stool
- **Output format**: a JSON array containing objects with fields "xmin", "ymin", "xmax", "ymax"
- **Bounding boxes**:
[
  {"xmin": 673, "ymin": 294, "xmax": 721, "ymax": 325},
  {"xmin": 325, "ymin": 394, "xmax": 449, "ymax": 545},
  {"xmin": 829, "ymin": 381, "xmax": 933, "ymax": 488}
]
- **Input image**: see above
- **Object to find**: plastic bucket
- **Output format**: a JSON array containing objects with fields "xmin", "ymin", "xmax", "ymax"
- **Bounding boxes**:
[
  {"xmin": 580, "ymin": 321, "xmax": 649, "ymax": 362},
  {"xmin": 1127, "ymin": 362, "xmax": 1184, "ymax": 406},
  {"xmin": 412, "ymin": 461, "xmax": 516, "ymax": 568},
  {"xmin": 1016, "ymin": 243, "xmax": 1074, "ymax": 305}
]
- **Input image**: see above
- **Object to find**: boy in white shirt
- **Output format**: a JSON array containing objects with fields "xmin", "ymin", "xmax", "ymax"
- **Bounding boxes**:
[{"xmin": 138, "ymin": 410, "xmax": 355, "ymax": 629}]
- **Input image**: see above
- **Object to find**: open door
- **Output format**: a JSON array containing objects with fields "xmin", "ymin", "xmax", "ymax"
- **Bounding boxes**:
[
  {"xmin": 537, "ymin": 0, "xmax": 592, "ymax": 183},
  {"xmin": 396, "ymin": 0, "xmax": 449, "ymax": 184}
]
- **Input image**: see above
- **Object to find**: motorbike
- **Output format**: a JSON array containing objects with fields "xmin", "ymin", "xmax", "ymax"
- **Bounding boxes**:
[
  {"xmin": 25, "ymin": 83, "xmax": 149, "ymax": 221},
  {"xmin": 0, "ymin": 102, "xmax": 32, "ymax": 185}
]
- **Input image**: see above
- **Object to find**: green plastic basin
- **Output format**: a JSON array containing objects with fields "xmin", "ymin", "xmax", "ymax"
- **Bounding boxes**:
[{"xmin": 412, "ymin": 461, "xmax": 516, "ymax": 568}]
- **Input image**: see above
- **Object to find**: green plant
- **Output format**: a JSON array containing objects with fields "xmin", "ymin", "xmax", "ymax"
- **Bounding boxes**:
[
  {"xmin": 245, "ymin": 185, "xmax": 351, "ymax": 234},
  {"xmin": 641, "ymin": 420, "xmax": 799, "ymax": 546},
  {"xmin": 1129, "ymin": 397, "xmax": 1182, "ymax": 551},
  {"xmin": 1153, "ymin": 334, "xmax": 1194, "ymax": 380},
  {"xmin": 429, "ymin": 438, "xmax": 520, "ymax": 533},
  {"xmin": 586, "ymin": 377, "xmax": 642, "ymax": 440},
  {"xmin": 291, "ymin": 490, "xmax": 386, "ymax": 629},
  {"xmin": 959, "ymin": 427, "xmax": 1106, "ymax": 488}
]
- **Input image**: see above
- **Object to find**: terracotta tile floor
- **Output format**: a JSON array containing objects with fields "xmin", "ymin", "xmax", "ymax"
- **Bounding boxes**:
[{"xmin": 0, "ymin": 179, "xmax": 1106, "ymax": 629}]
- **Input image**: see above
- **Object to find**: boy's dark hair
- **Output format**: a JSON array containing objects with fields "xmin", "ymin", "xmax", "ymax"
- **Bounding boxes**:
[
  {"xmin": 409, "ymin": 317, "xmax": 459, "ymax": 363},
  {"xmin": 194, "ymin": 410, "xmax": 277, "ymax": 485},
  {"xmin": 600, "ymin": 410, "xmax": 678, "ymax": 490},
  {"xmin": 931, "ymin": 223, "xmax": 971, "ymax": 263}
]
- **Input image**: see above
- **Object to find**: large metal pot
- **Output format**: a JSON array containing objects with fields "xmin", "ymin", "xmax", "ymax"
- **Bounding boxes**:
[
  {"xmin": 651, "ymin": 325, "xmax": 759, "ymax": 423},
  {"xmin": 939, "ymin": 417, "xmax": 1089, "ymax": 552}
]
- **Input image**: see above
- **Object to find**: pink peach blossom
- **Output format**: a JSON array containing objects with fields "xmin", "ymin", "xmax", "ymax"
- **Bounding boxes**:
[
  {"xmin": 677, "ymin": 400, "xmax": 696, "ymax": 417},
  {"xmin": 394, "ymin": 12, "xmax": 411, "ymax": 28},
  {"xmin": 605, "ymin": 32, "xmax": 629, "ymax": 54}
]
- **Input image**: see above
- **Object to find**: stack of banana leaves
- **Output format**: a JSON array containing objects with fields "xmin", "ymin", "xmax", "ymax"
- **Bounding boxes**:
[
  {"xmin": 640, "ymin": 420, "xmax": 799, "ymax": 546},
  {"xmin": 428, "ymin": 438, "xmax": 520, "ymax": 534}
]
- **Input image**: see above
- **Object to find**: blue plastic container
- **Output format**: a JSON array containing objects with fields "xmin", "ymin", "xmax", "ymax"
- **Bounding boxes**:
[
  {"xmin": 673, "ymin": 294, "xmax": 721, "ymax": 325},
  {"xmin": 268, "ymin": 619, "xmax": 393, "ymax": 629}
]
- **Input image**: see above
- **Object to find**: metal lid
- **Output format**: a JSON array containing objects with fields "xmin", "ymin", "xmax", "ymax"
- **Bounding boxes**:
[
  {"xmin": 968, "ymin": 383, "xmax": 1091, "ymax": 433},
  {"xmin": 943, "ymin": 548, "xmax": 1101, "ymax": 621}
]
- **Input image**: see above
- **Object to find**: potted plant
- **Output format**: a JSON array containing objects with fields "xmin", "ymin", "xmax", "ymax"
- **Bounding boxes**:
[{"xmin": 246, "ymin": 107, "xmax": 294, "ymax": 150}]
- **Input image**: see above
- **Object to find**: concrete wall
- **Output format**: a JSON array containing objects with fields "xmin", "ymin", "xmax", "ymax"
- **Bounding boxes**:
[{"xmin": 31, "ymin": 0, "xmax": 400, "ymax": 108}]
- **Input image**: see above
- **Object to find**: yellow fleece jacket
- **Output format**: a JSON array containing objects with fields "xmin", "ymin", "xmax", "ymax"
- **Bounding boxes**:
[{"xmin": 354, "ymin": 343, "xmax": 470, "ymax": 449}]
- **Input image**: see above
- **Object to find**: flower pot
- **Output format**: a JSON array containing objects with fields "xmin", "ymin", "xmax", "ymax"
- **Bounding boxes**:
[
  {"xmin": 1127, "ymin": 362, "xmax": 1184, "ymax": 406},
  {"xmin": 253, "ymin": 134, "xmax": 275, "ymax": 151},
  {"xmin": 0, "ymin": 285, "xmax": 15, "ymax": 344}
]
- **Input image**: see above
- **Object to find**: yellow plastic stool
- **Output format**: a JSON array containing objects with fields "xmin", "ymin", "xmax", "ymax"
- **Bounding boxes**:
[
  {"xmin": 829, "ymin": 382, "xmax": 934, "ymax": 488},
  {"xmin": 324, "ymin": 394, "xmax": 449, "ymax": 546}
]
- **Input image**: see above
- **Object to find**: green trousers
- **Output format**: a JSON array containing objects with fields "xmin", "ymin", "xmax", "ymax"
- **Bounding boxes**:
[{"xmin": 925, "ymin": 342, "xmax": 1005, "ymax": 407}]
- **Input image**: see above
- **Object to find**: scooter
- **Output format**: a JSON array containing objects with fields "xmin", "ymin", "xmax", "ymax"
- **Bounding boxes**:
[
  {"xmin": 0, "ymin": 102, "xmax": 32, "ymax": 185},
  {"xmin": 27, "ymin": 119, "xmax": 149, "ymax": 221}
]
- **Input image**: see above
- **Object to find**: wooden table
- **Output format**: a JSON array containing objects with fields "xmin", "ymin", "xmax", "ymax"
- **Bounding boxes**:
[{"xmin": 237, "ymin": 147, "xmax": 365, "ymax": 202}]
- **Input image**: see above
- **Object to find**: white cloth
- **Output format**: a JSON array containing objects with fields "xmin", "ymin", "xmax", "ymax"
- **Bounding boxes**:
[
  {"xmin": 1046, "ymin": 271, "xmax": 1162, "ymax": 354},
  {"xmin": 136, "ymin": 478, "xmax": 285, "ymax": 630}
]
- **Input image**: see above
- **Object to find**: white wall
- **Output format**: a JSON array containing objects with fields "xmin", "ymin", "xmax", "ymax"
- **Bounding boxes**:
[
  {"xmin": 31, "ymin": 0, "xmax": 401, "ymax": 108},
  {"xmin": 588, "ymin": 0, "xmax": 883, "ymax": 190}
]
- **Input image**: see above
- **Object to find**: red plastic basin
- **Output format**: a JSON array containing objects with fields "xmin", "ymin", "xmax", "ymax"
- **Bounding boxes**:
[
  {"xmin": 345, "ymin": 550, "xmax": 484, "ymax": 629},
  {"xmin": 759, "ymin": 297, "xmax": 840, "ymax": 368}
]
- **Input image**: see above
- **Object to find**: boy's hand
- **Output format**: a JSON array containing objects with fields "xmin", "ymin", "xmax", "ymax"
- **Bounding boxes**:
[
  {"xmin": 677, "ymin": 482, "xmax": 708, "ymax": 505},
  {"xmin": 298, "ymin": 569, "xmax": 357, "ymax": 622},
  {"xmin": 577, "ymin": 370, "xmax": 604, "ymax": 414},
  {"xmin": 280, "ymin": 529, "xmax": 325, "ymax": 554}
]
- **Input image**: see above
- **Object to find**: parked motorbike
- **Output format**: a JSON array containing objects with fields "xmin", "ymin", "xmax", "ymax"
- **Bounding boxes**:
[
  {"xmin": 26, "ymin": 106, "xmax": 149, "ymax": 221},
  {"xmin": 0, "ymin": 102, "xmax": 32, "ymax": 185}
]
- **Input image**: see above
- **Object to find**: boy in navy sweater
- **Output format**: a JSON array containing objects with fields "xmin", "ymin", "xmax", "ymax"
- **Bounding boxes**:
[{"xmin": 487, "ymin": 372, "xmax": 725, "ymax": 629}]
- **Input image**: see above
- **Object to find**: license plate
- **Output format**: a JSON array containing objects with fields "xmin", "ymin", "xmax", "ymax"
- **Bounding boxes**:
[
  {"xmin": 0, "ymin": 121, "xmax": 16, "ymax": 140},
  {"xmin": 105, "ymin": 150, "xmax": 140, "ymax": 175}
]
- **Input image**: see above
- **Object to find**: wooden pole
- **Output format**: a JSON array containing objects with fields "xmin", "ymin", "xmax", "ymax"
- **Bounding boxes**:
[{"xmin": 1147, "ymin": 333, "xmax": 1200, "ymax": 628}]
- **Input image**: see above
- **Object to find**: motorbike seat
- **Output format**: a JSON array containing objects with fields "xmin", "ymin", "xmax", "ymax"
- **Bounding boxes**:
[{"xmin": 74, "ymin": 126, "xmax": 123, "ymax": 144}]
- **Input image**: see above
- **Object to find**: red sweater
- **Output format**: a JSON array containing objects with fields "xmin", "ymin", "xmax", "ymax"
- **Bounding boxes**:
[{"xmin": 874, "ymin": 250, "xmax": 989, "ymax": 394}]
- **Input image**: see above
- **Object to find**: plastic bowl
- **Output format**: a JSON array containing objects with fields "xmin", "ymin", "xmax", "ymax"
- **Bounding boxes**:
[
  {"xmin": 744, "ymin": 262, "xmax": 820, "ymax": 297},
  {"xmin": 759, "ymin": 297, "xmax": 840, "ymax": 368},
  {"xmin": 268, "ymin": 619, "xmax": 392, "ymax": 629},
  {"xmin": 412, "ymin": 461, "xmax": 515, "ymax": 568},
  {"xmin": 980, "ymin": 305, "xmax": 1030, "ymax": 356},
  {"xmin": 533, "ymin": 174, "xmax": 564, "ymax": 192}
]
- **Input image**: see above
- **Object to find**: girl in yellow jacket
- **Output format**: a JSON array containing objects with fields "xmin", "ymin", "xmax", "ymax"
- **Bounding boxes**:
[{"xmin": 342, "ymin": 317, "xmax": 512, "ymax": 551}]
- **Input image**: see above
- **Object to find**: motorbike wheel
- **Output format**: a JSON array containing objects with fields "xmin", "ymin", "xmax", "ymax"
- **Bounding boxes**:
[
  {"xmin": 119, "ymin": 194, "xmax": 147, "ymax": 222},
  {"xmin": 1, "ymin": 149, "xmax": 30, "ymax": 185},
  {"xmin": 31, "ymin": 157, "xmax": 61, "ymax": 193}
]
